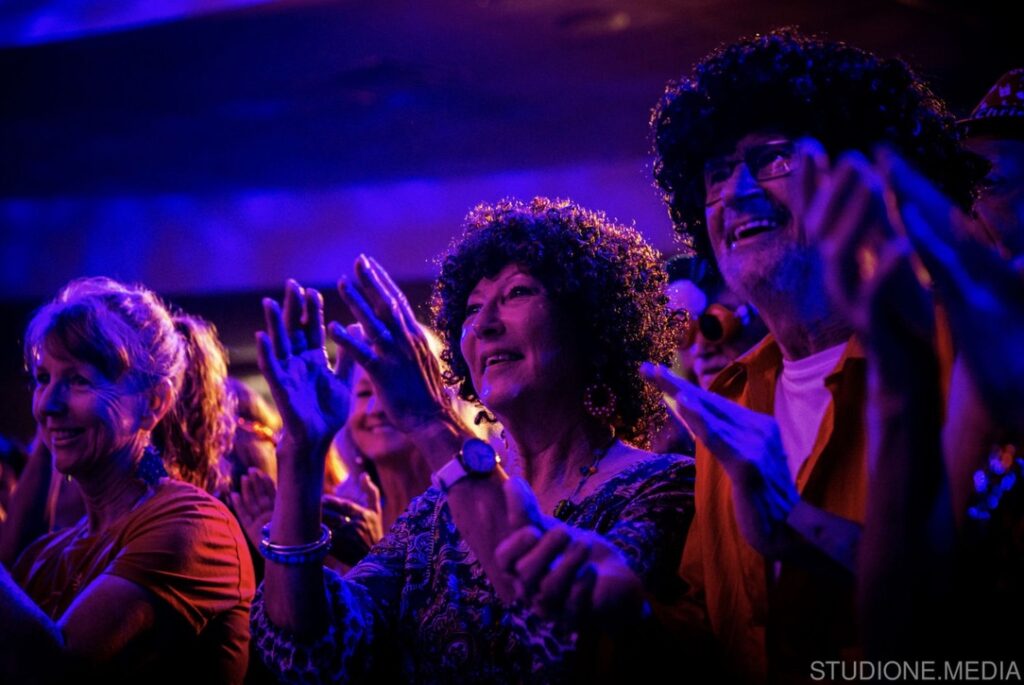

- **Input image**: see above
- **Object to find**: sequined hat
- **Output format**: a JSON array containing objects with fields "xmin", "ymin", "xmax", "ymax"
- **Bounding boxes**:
[{"xmin": 959, "ymin": 68, "xmax": 1024, "ymax": 138}]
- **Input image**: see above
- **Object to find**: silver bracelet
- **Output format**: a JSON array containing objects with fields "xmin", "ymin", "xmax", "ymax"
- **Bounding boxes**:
[{"xmin": 258, "ymin": 523, "xmax": 333, "ymax": 565}]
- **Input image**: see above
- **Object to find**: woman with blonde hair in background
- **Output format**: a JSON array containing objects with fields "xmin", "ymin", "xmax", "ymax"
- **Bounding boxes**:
[{"xmin": 0, "ymin": 276, "xmax": 253, "ymax": 684}]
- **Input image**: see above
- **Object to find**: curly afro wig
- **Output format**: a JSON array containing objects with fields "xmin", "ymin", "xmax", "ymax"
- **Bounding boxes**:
[
  {"xmin": 651, "ymin": 27, "xmax": 983, "ymax": 263},
  {"xmin": 431, "ymin": 197, "xmax": 678, "ymax": 447}
]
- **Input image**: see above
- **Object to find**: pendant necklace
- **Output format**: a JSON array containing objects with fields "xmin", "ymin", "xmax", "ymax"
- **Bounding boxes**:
[{"xmin": 552, "ymin": 438, "xmax": 617, "ymax": 521}]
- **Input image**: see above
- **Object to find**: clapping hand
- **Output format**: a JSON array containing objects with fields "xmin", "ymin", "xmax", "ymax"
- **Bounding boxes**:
[
  {"xmin": 231, "ymin": 467, "xmax": 277, "ymax": 552},
  {"xmin": 232, "ymin": 463, "xmax": 384, "ymax": 567},
  {"xmin": 881, "ymin": 151, "xmax": 1024, "ymax": 429},
  {"xmin": 796, "ymin": 140, "xmax": 1024, "ymax": 428},
  {"xmin": 641, "ymin": 363, "xmax": 799, "ymax": 559},
  {"xmin": 795, "ymin": 140, "xmax": 934, "ymax": 347},
  {"xmin": 322, "ymin": 474, "xmax": 384, "ymax": 566},
  {"xmin": 257, "ymin": 280, "xmax": 353, "ymax": 464},
  {"xmin": 495, "ymin": 478, "xmax": 646, "ymax": 629},
  {"xmin": 332, "ymin": 256, "xmax": 456, "ymax": 444}
]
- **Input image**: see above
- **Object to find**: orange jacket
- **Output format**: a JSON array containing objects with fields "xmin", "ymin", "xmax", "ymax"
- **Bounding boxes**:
[{"xmin": 680, "ymin": 335, "xmax": 868, "ymax": 684}]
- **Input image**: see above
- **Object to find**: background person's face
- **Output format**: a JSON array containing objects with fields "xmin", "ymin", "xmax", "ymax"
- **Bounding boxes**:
[
  {"xmin": 348, "ymin": 365, "xmax": 414, "ymax": 463},
  {"xmin": 669, "ymin": 280, "xmax": 767, "ymax": 388},
  {"xmin": 967, "ymin": 136, "xmax": 1024, "ymax": 259},
  {"xmin": 666, "ymin": 278, "xmax": 706, "ymax": 380}
]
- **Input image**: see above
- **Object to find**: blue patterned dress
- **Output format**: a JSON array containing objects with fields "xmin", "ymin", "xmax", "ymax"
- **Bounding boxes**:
[{"xmin": 251, "ymin": 453, "xmax": 694, "ymax": 683}]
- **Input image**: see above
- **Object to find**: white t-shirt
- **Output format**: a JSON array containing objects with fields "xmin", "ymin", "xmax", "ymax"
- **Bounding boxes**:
[{"xmin": 774, "ymin": 343, "xmax": 847, "ymax": 480}]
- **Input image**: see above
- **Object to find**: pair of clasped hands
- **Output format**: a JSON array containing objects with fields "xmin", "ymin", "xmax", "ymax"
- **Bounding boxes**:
[
  {"xmin": 789, "ymin": 139, "xmax": 1023, "ymax": 431},
  {"xmin": 250, "ymin": 254, "xmax": 646, "ymax": 626}
]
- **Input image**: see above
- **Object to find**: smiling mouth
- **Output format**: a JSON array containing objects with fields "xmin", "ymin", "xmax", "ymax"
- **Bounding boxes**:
[
  {"xmin": 483, "ymin": 352, "xmax": 523, "ymax": 369},
  {"xmin": 728, "ymin": 217, "xmax": 781, "ymax": 248},
  {"xmin": 50, "ymin": 428, "xmax": 84, "ymax": 445}
]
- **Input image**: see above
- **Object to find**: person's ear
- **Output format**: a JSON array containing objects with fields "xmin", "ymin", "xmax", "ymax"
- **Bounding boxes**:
[{"xmin": 139, "ymin": 378, "xmax": 174, "ymax": 431}]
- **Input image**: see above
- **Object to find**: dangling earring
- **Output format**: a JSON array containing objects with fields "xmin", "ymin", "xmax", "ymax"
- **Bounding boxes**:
[
  {"xmin": 583, "ymin": 381, "xmax": 617, "ymax": 421},
  {"xmin": 136, "ymin": 444, "xmax": 167, "ymax": 486}
]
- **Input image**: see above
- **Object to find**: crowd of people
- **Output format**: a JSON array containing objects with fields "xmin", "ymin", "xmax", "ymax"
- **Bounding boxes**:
[{"xmin": 0, "ymin": 27, "xmax": 1020, "ymax": 684}]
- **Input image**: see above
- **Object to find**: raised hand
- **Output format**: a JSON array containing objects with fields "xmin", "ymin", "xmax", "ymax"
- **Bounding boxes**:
[
  {"xmin": 880, "ymin": 151, "xmax": 1024, "ymax": 429},
  {"xmin": 641, "ymin": 363, "xmax": 799, "ymax": 559},
  {"xmin": 495, "ymin": 478, "xmax": 646, "ymax": 627},
  {"xmin": 332, "ymin": 255, "xmax": 456, "ymax": 439},
  {"xmin": 230, "ymin": 467, "xmax": 277, "ymax": 552},
  {"xmin": 322, "ymin": 474, "xmax": 384, "ymax": 566},
  {"xmin": 257, "ymin": 280, "xmax": 352, "ymax": 462},
  {"xmin": 796, "ymin": 140, "xmax": 934, "ymax": 347}
]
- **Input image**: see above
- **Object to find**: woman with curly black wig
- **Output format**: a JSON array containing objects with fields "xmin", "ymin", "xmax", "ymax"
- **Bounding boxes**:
[
  {"xmin": 248, "ymin": 197, "xmax": 694, "ymax": 682},
  {"xmin": 434, "ymin": 197, "xmax": 675, "ymax": 447}
]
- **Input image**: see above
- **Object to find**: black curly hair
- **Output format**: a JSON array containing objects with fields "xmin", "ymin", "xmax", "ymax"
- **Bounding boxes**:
[
  {"xmin": 651, "ymin": 27, "xmax": 984, "ymax": 263},
  {"xmin": 431, "ymin": 197, "xmax": 678, "ymax": 448}
]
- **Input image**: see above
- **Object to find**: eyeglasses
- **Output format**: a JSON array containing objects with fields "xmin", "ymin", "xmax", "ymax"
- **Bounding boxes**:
[{"xmin": 703, "ymin": 139, "xmax": 795, "ymax": 206}]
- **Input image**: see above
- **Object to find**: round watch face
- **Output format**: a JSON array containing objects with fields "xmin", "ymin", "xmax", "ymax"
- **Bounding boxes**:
[{"xmin": 460, "ymin": 437, "xmax": 497, "ymax": 475}]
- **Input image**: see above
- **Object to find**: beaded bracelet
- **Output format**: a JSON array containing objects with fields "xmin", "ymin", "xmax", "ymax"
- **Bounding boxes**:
[{"xmin": 258, "ymin": 523, "xmax": 333, "ymax": 565}]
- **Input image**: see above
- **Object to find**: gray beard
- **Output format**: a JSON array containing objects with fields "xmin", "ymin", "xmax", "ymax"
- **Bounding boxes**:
[{"xmin": 726, "ymin": 243, "xmax": 829, "ymax": 330}]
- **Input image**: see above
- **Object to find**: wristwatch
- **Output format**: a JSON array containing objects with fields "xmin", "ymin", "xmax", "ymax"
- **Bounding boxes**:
[{"xmin": 432, "ymin": 438, "xmax": 500, "ymax": 493}]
